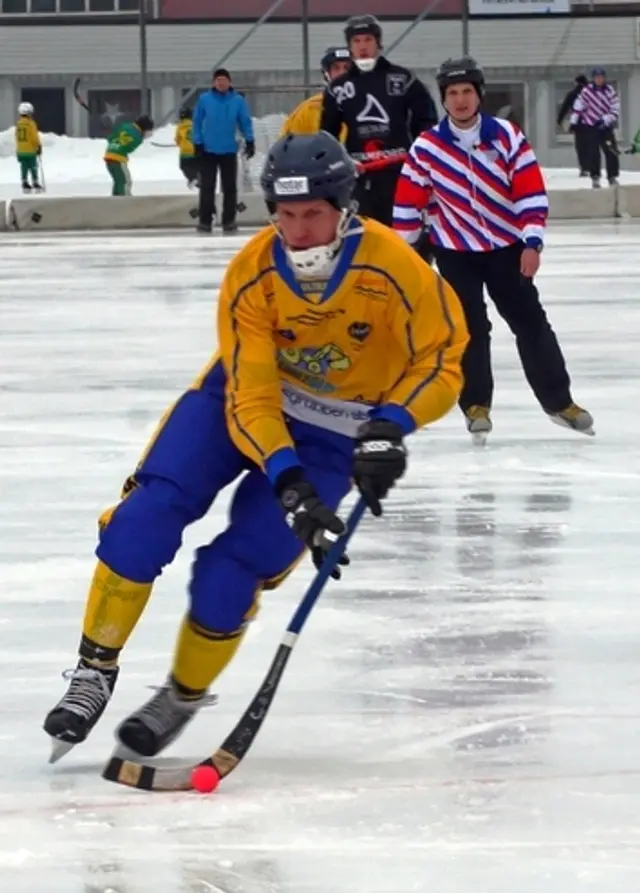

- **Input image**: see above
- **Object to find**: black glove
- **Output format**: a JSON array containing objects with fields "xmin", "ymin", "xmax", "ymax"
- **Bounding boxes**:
[
  {"xmin": 276, "ymin": 470, "xmax": 348, "ymax": 579},
  {"xmin": 568, "ymin": 124, "xmax": 576, "ymax": 135},
  {"xmin": 353, "ymin": 419, "xmax": 407, "ymax": 517},
  {"xmin": 37, "ymin": 145, "xmax": 42, "ymax": 156},
  {"xmin": 194, "ymin": 144, "xmax": 204, "ymax": 158},
  {"xmin": 244, "ymin": 140, "xmax": 255, "ymax": 159}
]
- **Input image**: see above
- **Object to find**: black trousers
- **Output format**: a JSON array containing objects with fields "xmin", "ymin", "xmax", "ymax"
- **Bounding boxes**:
[
  {"xmin": 434, "ymin": 242, "xmax": 572, "ymax": 414},
  {"xmin": 584, "ymin": 125, "xmax": 619, "ymax": 180},
  {"xmin": 179, "ymin": 157, "xmax": 200, "ymax": 184},
  {"xmin": 353, "ymin": 164, "xmax": 402, "ymax": 227},
  {"xmin": 198, "ymin": 152, "xmax": 238, "ymax": 228},
  {"xmin": 573, "ymin": 124, "xmax": 590, "ymax": 173}
]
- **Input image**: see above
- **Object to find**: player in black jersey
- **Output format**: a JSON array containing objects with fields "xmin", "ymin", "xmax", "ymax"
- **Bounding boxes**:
[{"xmin": 320, "ymin": 14, "xmax": 437, "ymax": 226}]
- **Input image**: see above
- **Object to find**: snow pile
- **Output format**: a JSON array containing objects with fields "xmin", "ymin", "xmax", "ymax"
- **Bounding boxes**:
[{"xmin": 0, "ymin": 114, "xmax": 639, "ymax": 199}]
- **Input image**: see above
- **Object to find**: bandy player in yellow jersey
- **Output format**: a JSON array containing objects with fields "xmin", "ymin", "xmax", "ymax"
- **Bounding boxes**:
[
  {"xmin": 44, "ymin": 132, "xmax": 468, "ymax": 762},
  {"xmin": 280, "ymin": 46, "xmax": 350, "ymax": 138}
]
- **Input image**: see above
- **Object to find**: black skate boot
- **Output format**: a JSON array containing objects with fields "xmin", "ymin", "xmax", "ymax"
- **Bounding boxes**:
[
  {"xmin": 21, "ymin": 182, "xmax": 31, "ymax": 193},
  {"xmin": 44, "ymin": 658, "xmax": 119, "ymax": 763},
  {"xmin": 116, "ymin": 678, "xmax": 217, "ymax": 757}
]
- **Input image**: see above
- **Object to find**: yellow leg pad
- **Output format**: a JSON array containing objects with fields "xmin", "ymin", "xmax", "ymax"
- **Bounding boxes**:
[
  {"xmin": 82, "ymin": 560, "xmax": 153, "ymax": 651},
  {"xmin": 172, "ymin": 616, "xmax": 249, "ymax": 694}
]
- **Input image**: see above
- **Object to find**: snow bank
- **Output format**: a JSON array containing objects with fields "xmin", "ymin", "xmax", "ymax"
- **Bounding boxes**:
[{"xmin": 1, "ymin": 116, "xmax": 639, "ymax": 200}]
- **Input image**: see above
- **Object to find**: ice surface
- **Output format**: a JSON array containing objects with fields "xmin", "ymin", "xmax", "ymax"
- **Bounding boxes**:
[
  {"xmin": 1, "ymin": 223, "xmax": 639, "ymax": 892},
  {"xmin": 2, "ymin": 122, "xmax": 640, "ymax": 199}
]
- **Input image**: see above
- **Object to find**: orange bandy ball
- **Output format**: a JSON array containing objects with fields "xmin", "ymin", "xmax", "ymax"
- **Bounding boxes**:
[{"xmin": 191, "ymin": 764, "xmax": 221, "ymax": 793}]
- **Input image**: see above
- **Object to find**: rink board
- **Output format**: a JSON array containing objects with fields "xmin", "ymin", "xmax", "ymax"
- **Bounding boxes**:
[
  {"xmin": 1, "ymin": 191, "xmax": 267, "ymax": 232},
  {"xmin": 0, "ymin": 185, "xmax": 637, "ymax": 231}
]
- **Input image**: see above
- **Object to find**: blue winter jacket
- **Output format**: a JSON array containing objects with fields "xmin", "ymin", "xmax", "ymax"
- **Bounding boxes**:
[{"xmin": 193, "ymin": 89, "xmax": 254, "ymax": 154}]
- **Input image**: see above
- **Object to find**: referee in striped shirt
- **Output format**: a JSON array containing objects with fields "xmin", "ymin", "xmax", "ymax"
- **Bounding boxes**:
[{"xmin": 392, "ymin": 56, "xmax": 594, "ymax": 441}]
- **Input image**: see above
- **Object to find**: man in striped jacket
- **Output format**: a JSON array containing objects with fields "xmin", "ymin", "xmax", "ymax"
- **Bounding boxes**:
[
  {"xmin": 392, "ymin": 56, "xmax": 594, "ymax": 442},
  {"xmin": 570, "ymin": 67, "xmax": 620, "ymax": 188}
]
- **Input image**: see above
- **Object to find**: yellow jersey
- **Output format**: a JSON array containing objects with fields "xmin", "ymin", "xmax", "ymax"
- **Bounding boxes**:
[
  {"xmin": 280, "ymin": 93, "xmax": 347, "ymax": 143},
  {"xmin": 211, "ymin": 217, "xmax": 468, "ymax": 479},
  {"xmin": 174, "ymin": 119, "xmax": 194, "ymax": 158},
  {"xmin": 15, "ymin": 116, "xmax": 40, "ymax": 156}
]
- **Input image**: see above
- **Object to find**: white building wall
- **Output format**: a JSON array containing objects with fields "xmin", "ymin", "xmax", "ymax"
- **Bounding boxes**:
[{"xmin": 0, "ymin": 18, "xmax": 638, "ymax": 166}]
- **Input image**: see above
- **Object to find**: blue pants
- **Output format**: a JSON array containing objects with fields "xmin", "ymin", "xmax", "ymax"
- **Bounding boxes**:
[{"xmin": 96, "ymin": 377, "xmax": 353, "ymax": 633}]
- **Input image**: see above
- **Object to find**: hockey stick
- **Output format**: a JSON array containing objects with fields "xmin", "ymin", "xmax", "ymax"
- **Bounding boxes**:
[
  {"xmin": 102, "ymin": 496, "xmax": 367, "ymax": 791},
  {"xmin": 37, "ymin": 156, "xmax": 46, "ymax": 193},
  {"xmin": 72, "ymin": 77, "xmax": 90, "ymax": 113},
  {"xmin": 356, "ymin": 153, "xmax": 408, "ymax": 174}
]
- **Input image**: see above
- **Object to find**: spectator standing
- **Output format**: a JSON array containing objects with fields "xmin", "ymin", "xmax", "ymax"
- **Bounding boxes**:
[
  {"xmin": 193, "ymin": 68, "xmax": 255, "ymax": 233},
  {"xmin": 557, "ymin": 74, "xmax": 589, "ymax": 176},
  {"xmin": 570, "ymin": 67, "xmax": 620, "ymax": 188}
]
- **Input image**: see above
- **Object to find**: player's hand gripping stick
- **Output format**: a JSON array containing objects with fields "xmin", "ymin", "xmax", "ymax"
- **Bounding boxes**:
[{"xmin": 276, "ymin": 471, "xmax": 349, "ymax": 579}]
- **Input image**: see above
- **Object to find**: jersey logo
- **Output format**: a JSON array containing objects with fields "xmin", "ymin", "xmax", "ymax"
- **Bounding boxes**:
[
  {"xmin": 278, "ymin": 344, "xmax": 351, "ymax": 393},
  {"xmin": 356, "ymin": 94, "xmax": 390, "ymax": 126},
  {"xmin": 386, "ymin": 73, "xmax": 408, "ymax": 96}
]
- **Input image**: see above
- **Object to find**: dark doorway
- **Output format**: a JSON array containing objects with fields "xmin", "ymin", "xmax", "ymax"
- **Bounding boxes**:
[{"xmin": 20, "ymin": 87, "xmax": 66, "ymax": 135}]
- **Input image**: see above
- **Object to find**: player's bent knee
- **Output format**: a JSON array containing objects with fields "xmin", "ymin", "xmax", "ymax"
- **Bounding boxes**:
[{"xmin": 96, "ymin": 478, "xmax": 196, "ymax": 582}]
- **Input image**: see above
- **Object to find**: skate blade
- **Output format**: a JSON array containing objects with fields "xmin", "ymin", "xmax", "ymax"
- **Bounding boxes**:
[
  {"xmin": 48, "ymin": 738, "xmax": 77, "ymax": 764},
  {"xmin": 471, "ymin": 430, "xmax": 489, "ymax": 447},
  {"xmin": 549, "ymin": 415, "xmax": 595, "ymax": 437}
]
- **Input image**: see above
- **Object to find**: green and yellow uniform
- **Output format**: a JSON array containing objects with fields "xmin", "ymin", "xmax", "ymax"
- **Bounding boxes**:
[
  {"xmin": 15, "ymin": 114, "xmax": 41, "ymax": 188},
  {"xmin": 104, "ymin": 121, "xmax": 145, "ymax": 196}
]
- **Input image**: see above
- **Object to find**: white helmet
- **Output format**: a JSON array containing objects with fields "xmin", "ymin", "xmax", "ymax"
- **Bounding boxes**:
[{"xmin": 18, "ymin": 101, "xmax": 34, "ymax": 116}]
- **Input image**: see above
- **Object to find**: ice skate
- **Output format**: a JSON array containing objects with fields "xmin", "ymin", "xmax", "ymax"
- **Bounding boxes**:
[
  {"xmin": 44, "ymin": 659, "xmax": 119, "ymax": 763},
  {"xmin": 608, "ymin": 177, "xmax": 619, "ymax": 187},
  {"xmin": 591, "ymin": 177, "xmax": 601, "ymax": 189},
  {"xmin": 547, "ymin": 403, "xmax": 595, "ymax": 436},
  {"xmin": 116, "ymin": 679, "xmax": 217, "ymax": 758},
  {"xmin": 464, "ymin": 405, "xmax": 492, "ymax": 446},
  {"xmin": 32, "ymin": 182, "xmax": 44, "ymax": 193},
  {"xmin": 21, "ymin": 182, "xmax": 31, "ymax": 193}
]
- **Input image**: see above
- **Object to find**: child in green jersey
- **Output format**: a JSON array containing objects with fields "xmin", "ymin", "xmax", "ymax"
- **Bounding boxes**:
[{"xmin": 104, "ymin": 115, "xmax": 154, "ymax": 196}]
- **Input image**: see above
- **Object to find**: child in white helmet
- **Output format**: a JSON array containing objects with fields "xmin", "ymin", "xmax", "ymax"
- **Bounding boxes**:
[{"xmin": 15, "ymin": 102, "xmax": 43, "ymax": 192}]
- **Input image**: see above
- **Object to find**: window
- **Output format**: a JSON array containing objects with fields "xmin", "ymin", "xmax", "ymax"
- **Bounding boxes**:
[
  {"xmin": 1, "ymin": 0, "xmax": 27, "ymax": 11},
  {"xmin": 118, "ymin": 0, "xmax": 139, "ymax": 8},
  {"xmin": 89, "ymin": 0, "xmax": 114, "ymax": 9},
  {"xmin": 31, "ymin": 0, "xmax": 56, "ymax": 10},
  {"xmin": 484, "ymin": 82, "xmax": 526, "ymax": 130},
  {"xmin": 60, "ymin": 0, "xmax": 86, "ymax": 9},
  {"xmin": 554, "ymin": 81, "xmax": 576, "ymax": 142}
]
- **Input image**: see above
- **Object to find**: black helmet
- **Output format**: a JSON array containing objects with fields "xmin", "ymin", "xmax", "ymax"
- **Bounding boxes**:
[
  {"xmin": 321, "ymin": 46, "xmax": 351, "ymax": 79},
  {"xmin": 261, "ymin": 132, "xmax": 356, "ymax": 212},
  {"xmin": 179, "ymin": 106, "xmax": 192, "ymax": 119},
  {"xmin": 344, "ymin": 14, "xmax": 383, "ymax": 46},
  {"xmin": 436, "ymin": 57, "xmax": 485, "ymax": 101},
  {"xmin": 135, "ymin": 114, "xmax": 154, "ymax": 132}
]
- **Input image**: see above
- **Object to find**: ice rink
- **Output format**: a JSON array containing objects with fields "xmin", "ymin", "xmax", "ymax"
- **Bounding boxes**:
[{"xmin": 1, "ymin": 222, "xmax": 639, "ymax": 892}]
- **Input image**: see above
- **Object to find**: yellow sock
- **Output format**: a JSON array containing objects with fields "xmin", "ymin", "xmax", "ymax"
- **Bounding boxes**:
[
  {"xmin": 81, "ymin": 560, "xmax": 153, "ymax": 656},
  {"xmin": 172, "ymin": 616, "xmax": 251, "ymax": 695}
]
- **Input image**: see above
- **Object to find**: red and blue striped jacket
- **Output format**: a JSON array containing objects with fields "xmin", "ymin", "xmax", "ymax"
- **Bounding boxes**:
[
  {"xmin": 570, "ymin": 83, "xmax": 619, "ymax": 128},
  {"xmin": 392, "ymin": 115, "xmax": 548, "ymax": 252}
]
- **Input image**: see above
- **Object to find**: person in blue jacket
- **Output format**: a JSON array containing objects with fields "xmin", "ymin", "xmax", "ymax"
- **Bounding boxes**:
[{"xmin": 193, "ymin": 68, "xmax": 255, "ymax": 233}]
